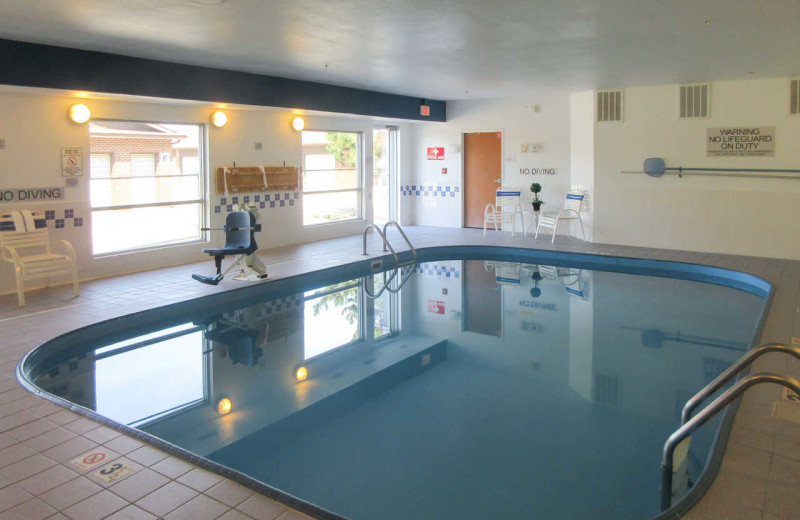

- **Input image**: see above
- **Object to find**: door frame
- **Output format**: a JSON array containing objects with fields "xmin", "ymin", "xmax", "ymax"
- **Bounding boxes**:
[{"xmin": 460, "ymin": 129, "xmax": 505, "ymax": 228}]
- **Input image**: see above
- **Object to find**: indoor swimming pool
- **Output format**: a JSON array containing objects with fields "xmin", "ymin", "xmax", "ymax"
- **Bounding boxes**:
[{"xmin": 18, "ymin": 248, "xmax": 771, "ymax": 520}]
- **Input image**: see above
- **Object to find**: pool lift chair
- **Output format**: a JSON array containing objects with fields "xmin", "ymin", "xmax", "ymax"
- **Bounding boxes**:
[{"xmin": 192, "ymin": 206, "xmax": 268, "ymax": 286}]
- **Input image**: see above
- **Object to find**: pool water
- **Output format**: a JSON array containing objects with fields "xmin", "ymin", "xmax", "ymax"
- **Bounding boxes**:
[{"xmin": 25, "ymin": 254, "xmax": 768, "ymax": 520}]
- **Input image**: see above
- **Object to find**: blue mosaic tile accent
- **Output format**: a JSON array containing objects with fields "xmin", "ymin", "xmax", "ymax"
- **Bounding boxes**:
[
  {"xmin": 266, "ymin": 194, "xmax": 271, "ymax": 201},
  {"xmin": 280, "ymin": 200, "xmax": 285, "ymax": 207},
  {"xmin": 270, "ymin": 201, "xmax": 275, "ymax": 208},
  {"xmin": 243, "ymin": 196, "xmax": 250, "ymax": 203},
  {"xmin": 255, "ymin": 195, "xmax": 260, "ymax": 202},
  {"xmin": 226, "ymin": 205, "xmax": 233, "ymax": 211},
  {"xmin": 232, "ymin": 197, "xmax": 239, "ymax": 204},
  {"xmin": 64, "ymin": 209, "xmax": 74, "ymax": 218},
  {"xmin": 55, "ymin": 219, "xmax": 65, "ymax": 229},
  {"xmin": 74, "ymin": 217, "xmax": 83, "ymax": 227},
  {"xmin": 260, "ymin": 202, "xmax": 266, "ymax": 208},
  {"xmin": 289, "ymin": 199, "xmax": 295, "ymax": 206},
  {"xmin": 220, "ymin": 197, "xmax": 227, "ymax": 205},
  {"xmin": 214, "ymin": 206, "xmax": 221, "ymax": 213},
  {"xmin": 401, "ymin": 184, "xmax": 461, "ymax": 198},
  {"xmin": 419, "ymin": 263, "xmax": 460, "ymax": 279},
  {"xmin": 294, "ymin": 192, "xmax": 299, "ymax": 199},
  {"xmin": 45, "ymin": 210, "xmax": 55, "ymax": 220}
]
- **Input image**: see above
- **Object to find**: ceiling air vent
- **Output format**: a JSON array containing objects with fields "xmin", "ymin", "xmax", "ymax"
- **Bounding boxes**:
[
  {"xmin": 679, "ymin": 84, "xmax": 710, "ymax": 119},
  {"xmin": 791, "ymin": 79, "xmax": 800, "ymax": 115},
  {"xmin": 596, "ymin": 90, "xmax": 623, "ymax": 122}
]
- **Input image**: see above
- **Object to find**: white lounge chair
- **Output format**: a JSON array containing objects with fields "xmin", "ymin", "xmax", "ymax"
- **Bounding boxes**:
[
  {"xmin": 535, "ymin": 190, "xmax": 586, "ymax": 243},
  {"xmin": 483, "ymin": 187, "xmax": 524, "ymax": 237},
  {"xmin": 0, "ymin": 210, "xmax": 79, "ymax": 306}
]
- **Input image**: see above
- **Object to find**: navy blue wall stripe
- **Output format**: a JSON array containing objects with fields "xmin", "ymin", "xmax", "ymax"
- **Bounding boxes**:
[{"xmin": 0, "ymin": 39, "xmax": 447, "ymax": 122}]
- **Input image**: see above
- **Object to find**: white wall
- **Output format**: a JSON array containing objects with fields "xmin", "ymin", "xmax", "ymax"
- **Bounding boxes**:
[
  {"xmin": 570, "ymin": 91, "xmax": 595, "ymax": 241},
  {"xmin": 0, "ymin": 88, "xmax": 409, "ymax": 295},
  {"xmin": 406, "ymin": 95, "xmax": 573, "ymax": 229},
  {"xmin": 591, "ymin": 78, "xmax": 800, "ymax": 259}
]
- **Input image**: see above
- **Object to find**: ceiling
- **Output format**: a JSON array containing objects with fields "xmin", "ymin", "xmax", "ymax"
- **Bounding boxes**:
[{"xmin": 0, "ymin": 0, "xmax": 798, "ymax": 101}]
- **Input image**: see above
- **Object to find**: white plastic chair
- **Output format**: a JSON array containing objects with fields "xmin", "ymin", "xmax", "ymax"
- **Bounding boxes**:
[
  {"xmin": 483, "ymin": 187, "xmax": 524, "ymax": 237},
  {"xmin": 0, "ymin": 210, "xmax": 78, "ymax": 306},
  {"xmin": 535, "ymin": 190, "xmax": 587, "ymax": 243}
]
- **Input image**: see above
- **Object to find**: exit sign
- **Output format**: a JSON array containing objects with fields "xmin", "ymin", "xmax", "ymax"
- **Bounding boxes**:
[{"xmin": 420, "ymin": 105, "xmax": 430, "ymax": 116}]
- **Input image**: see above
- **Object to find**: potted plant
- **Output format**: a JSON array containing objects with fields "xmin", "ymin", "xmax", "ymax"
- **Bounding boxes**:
[{"xmin": 529, "ymin": 182, "xmax": 544, "ymax": 211}]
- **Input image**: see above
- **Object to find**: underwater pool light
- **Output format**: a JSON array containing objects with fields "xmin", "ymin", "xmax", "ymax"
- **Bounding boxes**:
[{"xmin": 217, "ymin": 397, "xmax": 232, "ymax": 415}]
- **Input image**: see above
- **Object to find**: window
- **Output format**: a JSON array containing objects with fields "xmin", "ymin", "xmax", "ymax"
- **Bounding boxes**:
[
  {"xmin": 302, "ymin": 131, "xmax": 362, "ymax": 226},
  {"xmin": 303, "ymin": 275, "xmax": 399, "ymax": 360},
  {"xmin": 89, "ymin": 121, "xmax": 205, "ymax": 255}
]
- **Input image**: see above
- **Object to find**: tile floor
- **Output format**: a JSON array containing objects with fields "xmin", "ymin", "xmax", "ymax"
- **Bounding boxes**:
[{"xmin": 0, "ymin": 226, "xmax": 799, "ymax": 520}]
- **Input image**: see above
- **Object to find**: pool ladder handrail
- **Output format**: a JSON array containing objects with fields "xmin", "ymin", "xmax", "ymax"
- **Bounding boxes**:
[
  {"xmin": 362, "ymin": 224, "xmax": 399, "ymax": 266},
  {"xmin": 382, "ymin": 221, "xmax": 418, "ymax": 264},
  {"xmin": 661, "ymin": 372, "xmax": 800, "ymax": 511},
  {"xmin": 681, "ymin": 343, "xmax": 800, "ymax": 424},
  {"xmin": 661, "ymin": 342, "xmax": 800, "ymax": 512},
  {"xmin": 363, "ymin": 261, "xmax": 417, "ymax": 299}
]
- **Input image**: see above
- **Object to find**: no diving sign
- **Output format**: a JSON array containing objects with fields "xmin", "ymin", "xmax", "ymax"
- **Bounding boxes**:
[
  {"xmin": 62, "ymin": 147, "xmax": 83, "ymax": 177},
  {"xmin": 70, "ymin": 448, "xmax": 115, "ymax": 471}
]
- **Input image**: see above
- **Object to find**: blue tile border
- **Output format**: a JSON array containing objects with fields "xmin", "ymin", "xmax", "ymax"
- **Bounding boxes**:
[{"xmin": 401, "ymin": 184, "xmax": 459, "ymax": 198}]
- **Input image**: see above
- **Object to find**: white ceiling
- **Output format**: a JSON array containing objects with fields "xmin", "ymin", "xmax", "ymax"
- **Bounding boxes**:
[{"xmin": 1, "ymin": 0, "xmax": 798, "ymax": 101}]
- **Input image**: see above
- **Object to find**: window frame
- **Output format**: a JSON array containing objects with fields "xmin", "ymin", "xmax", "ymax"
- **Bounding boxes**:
[
  {"xmin": 88, "ymin": 118, "xmax": 208, "ymax": 256},
  {"xmin": 301, "ymin": 129, "xmax": 364, "ymax": 227}
]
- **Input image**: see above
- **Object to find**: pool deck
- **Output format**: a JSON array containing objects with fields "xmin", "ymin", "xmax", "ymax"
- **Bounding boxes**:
[{"xmin": 0, "ymin": 225, "xmax": 799, "ymax": 520}]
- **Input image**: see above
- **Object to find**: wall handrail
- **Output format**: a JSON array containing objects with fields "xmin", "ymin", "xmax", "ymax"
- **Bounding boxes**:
[
  {"xmin": 363, "ymin": 225, "xmax": 398, "ymax": 266},
  {"xmin": 661, "ymin": 373, "xmax": 800, "ymax": 512},
  {"xmin": 382, "ymin": 221, "xmax": 417, "ymax": 264},
  {"xmin": 681, "ymin": 343, "xmax": 800, "ymax": 424}
]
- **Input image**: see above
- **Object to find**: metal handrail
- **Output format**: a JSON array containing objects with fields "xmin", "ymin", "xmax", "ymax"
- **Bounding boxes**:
[
  {"xmin": 363, "ymin": 225, "xmax": 399, "ymax": 266},
  {"xmin": 382, "ymin": 221, "xmax": 417, "ymax": 264},
  {"xmin": 681, "ymin": 343, "xmax": 800, "ymax": 424},
  {"xmin": 363, "ymin": 261, "xmax": 418, "ymax": 299},
  {"xmin": 363, "ymin": 269, "xmax": 399, "ymax": 299},
  {"xmin": 661, "ymin": 373, "xmax": 800, "ymax": 511}
]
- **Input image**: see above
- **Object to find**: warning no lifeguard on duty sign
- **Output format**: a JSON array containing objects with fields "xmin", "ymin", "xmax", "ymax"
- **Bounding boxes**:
[{"xmin": 706, "ymin": 127, "xmax": 774, "ymax": 157}]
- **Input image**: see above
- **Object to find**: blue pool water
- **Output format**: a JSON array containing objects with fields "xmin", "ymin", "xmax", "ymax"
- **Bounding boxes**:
[{"xmin": 22, "ymin": 249, "xmax": 769, "ymax": 520}]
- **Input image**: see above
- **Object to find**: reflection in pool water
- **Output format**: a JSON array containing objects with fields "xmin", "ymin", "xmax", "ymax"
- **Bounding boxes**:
[{"xmin": 29, "ymin": 258, "xmax": 767, "ymax": 520}]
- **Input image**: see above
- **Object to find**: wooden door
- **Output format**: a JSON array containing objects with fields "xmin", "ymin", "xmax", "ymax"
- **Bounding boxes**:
[
  {"xmin": 464, "ymin": 132, "xmax": 502, "ymax": 228},
  {"xmin": 463, "ymin": 260, "xmax": 502, "ymax": 337}
]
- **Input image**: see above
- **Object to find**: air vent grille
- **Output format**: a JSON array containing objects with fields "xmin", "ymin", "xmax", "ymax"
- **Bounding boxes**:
[
  {"xmin": 679, "ymin": 84, "xmax": 709, "ymax": 119},
  {"xmin": 791, "ymin": 79, "xmax": 800, "ymax": 115},
  {"xmin": 594, "ymin": 373, "xmax": 621, "ymax": 406},
  {"xmin": 596, "ymin": 90, "xmax": 623, "ymax": 122}
]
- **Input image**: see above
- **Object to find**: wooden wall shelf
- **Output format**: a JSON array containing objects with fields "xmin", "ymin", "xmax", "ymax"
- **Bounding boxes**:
[{"xmin": 215, "ymin": 166, "xmax": 300, "ymax": 194}]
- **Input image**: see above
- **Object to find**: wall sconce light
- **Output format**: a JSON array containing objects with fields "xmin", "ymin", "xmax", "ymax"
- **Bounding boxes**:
[
  {"xmin": 210, "ymin": 110, "xmax": 228, "ymax": 128},
  {"xmin": 217, "ymin": 397, "xmax": 232, "ymax": 414},
  {"xmin": 291, "ymin": 116, "xmax": 305, "ymax": 131},
  {"xmin": 68, "ymin": 104, "xmax": 91, "ymax": 124},
  {"xmin": 295, "ymin": 365, "xmax": 308, "ymax": 381}
]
